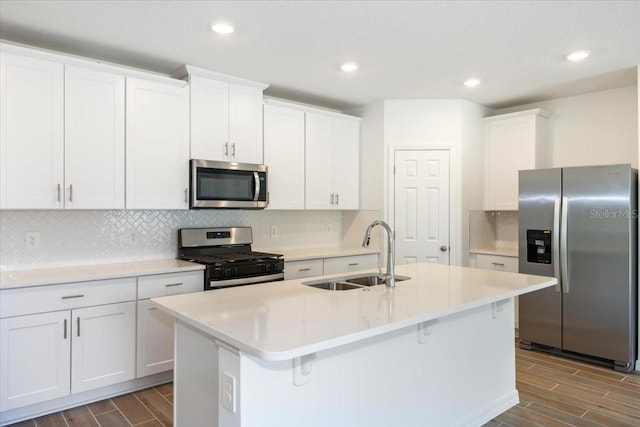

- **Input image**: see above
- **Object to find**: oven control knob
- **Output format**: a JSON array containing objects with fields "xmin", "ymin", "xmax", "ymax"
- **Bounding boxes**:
[
  {"xmin": 264, "ymin": 264, "xmax": 273, "ymax": 272},
  {"xmin": 224, "ymin": 268, "xmax": 236, "ymax": 277}
]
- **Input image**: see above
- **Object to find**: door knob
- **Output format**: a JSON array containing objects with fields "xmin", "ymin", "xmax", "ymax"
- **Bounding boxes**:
[{"xmin": 440, "ymin": 245, "xmax": 448, "ymax": 252}]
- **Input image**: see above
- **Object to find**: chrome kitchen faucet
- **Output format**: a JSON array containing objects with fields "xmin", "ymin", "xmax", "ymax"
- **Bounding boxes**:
[{"xmin": 362, "ymin": 220, "xmax": 395, "ymax": 288}]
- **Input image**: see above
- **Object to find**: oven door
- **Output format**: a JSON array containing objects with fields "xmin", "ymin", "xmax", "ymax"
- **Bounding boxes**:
[
  {"xmin": 190, "ymin": 159, "xmax": 268, "ymax": 209},
  {"xmin": 205, "ymin": 272, "xmax": 284, "ymax": 290}
]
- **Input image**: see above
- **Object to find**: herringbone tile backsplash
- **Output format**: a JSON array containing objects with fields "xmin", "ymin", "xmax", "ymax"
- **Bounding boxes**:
[{"xmin": 0, "ymin": 209, "xmax": 349, "ymax": 269}]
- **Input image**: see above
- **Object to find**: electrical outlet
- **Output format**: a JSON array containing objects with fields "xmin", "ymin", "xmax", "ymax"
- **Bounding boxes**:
[
  {"xmin": 130, "ymin": 231, "xmax": 138, "ymax": 245},
  {"xmin": 222, "ymin": 372, "xmax": 236, "ymax": 413},
  {"xmin": 270, "ymin": 225, "xmax": 278, "ymax": 238},
  {"xmin": 25, "ymin": 232, "xmax": 40, "ymax": 250},
  {"xmin": 326, "ymin": 224, "xmax": 332, "ymax": 235}
]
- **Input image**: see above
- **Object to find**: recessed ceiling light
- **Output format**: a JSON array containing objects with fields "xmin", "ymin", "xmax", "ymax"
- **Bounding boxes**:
[
  {"xmin": 463, "ymin": 78, "xmax": 481, "ymax": 88},
  {"xmin": 211, "ymin": 22, "xmax": 234, "ymax": 34},
  {"xmin": 566, "ymin": 50, "xmax": 590, "ymax": 62},
  {"xmin": 340, "ymin": 62, "xmax": 359, "ymax": 72}
]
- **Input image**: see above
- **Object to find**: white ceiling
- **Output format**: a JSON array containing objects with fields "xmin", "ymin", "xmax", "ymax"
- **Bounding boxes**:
[{"xmin": 1, "ymin": 0, "xmax": 639, "ymax": 111}]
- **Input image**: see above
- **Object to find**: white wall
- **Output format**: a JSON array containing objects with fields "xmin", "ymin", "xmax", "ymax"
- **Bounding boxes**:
[
  {"xmin": 356, "ymin": 99, "xmax": 487, "ymax": 266},
  {"xmin": 497, "ymin": 85, "xmax": 638, "ymax": 168}
]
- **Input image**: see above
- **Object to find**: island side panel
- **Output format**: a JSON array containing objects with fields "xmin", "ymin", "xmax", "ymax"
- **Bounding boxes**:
[
  {"xmin": 231, "ymin": 299, "xmax": 517, "ymax": 427},
  {"xmin": 174, "ymin": 320, "xmax": 219, "ymax": 427}
]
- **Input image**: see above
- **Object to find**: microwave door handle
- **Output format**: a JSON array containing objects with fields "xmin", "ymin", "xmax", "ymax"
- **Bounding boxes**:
[{"xmin": 253, "ymin": 172, "xmax": 260, "ymax": 201}]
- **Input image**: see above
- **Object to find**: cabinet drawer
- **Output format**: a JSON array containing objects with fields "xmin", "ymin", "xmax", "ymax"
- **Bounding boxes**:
[
  {"xmin": 0, "ymin": 277, "xmax": 136, "ymax": 318},
  {"xmin": 284, "ymin": 259, "xmax": 323, "ymax": 280},
  {"xmin": 138, "ymin": 271, "xmax": 203, "ymax": 299},
  {"xmin": 475, "ymin": 254, "xmax": 518, "ymax": 272},
  {"xmin": 323, "ymin": 254, "xmax": 379, "ymax": 275}
]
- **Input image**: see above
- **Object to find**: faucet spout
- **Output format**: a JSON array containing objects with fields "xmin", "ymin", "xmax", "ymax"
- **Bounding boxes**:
[{"xmin": 362, "ymin": 220, "xmax": 395, "ymax": 287}]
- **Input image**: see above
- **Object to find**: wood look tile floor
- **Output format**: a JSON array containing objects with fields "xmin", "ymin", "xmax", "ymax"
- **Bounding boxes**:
[{"xmin": 8, "ymin": 343, "xmax": 640, "ymax": 427}]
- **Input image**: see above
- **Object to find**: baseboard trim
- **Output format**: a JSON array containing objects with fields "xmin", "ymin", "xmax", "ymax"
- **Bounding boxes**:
[
  {"xmin": 454, "ymin": 389, "xmax": 519, "ymax": 427},
  {"xmin": 0, "ymin": 372, "xmax": 173, "ymax": 426}
]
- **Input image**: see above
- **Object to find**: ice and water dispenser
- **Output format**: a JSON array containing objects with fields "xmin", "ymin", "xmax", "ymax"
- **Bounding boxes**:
[{"xmin": 526, "ymin": 230, "xmax": 552, "ymax": 264}]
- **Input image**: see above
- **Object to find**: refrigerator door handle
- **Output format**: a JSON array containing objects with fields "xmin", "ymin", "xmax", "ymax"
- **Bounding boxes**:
[
  {"xmin": 560, "ymin": 196, "xmax": 570, "ymax": 293},
  {"xmin": 553, "ymin": 196, "xmax": 562, "ymax": 292}
]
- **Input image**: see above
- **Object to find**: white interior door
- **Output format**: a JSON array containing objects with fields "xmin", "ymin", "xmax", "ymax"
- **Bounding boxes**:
[{"xmin": 394, "ymin": 149, "xmax": 450, "ymax": 264}]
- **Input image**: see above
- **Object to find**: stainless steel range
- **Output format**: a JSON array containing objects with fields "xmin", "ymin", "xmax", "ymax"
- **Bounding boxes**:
[{"xmin": 177, "ymin": 227, "xmax": 284, "ymax": 290}]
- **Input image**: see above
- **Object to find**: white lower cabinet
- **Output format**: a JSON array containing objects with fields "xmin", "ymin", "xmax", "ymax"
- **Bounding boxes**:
[
  {"xmin": 136, "ymin": 271, "xmax": 203, "ymax": 377},
  {"xmin": 284, "ymin": 259, "xmax": 324, "ymax": 280},
  {"xmin": 71, "ymin": 302, "xmax": 136, "ymax": 394},
  {"xmin": 0, "ymin": 311, "xmax": 70, "ymax": 411},
  {"xmin": 0, "ymin": 278, "xmax": 136, "ymax": 412},
  {"xmin": 285, "ymin": 253, "xmax": 379, "ymax": 280},
  {"xmin": 474, "ymin": 254, "xmax": 518, "ymax": 272},
  {"xmin": 323, "ymin": 254, "xmax": 379, "ymax": 275}
]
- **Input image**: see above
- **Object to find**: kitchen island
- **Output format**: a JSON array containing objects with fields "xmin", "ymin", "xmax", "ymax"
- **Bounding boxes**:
[{"xmin": 152, "ymin": 262, "xmax": 556, "ymax": 427}]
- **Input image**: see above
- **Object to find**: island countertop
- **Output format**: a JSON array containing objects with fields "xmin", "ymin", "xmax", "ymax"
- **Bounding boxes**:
[{"xmin": 152, "ymin": 262, "xmax": 556, "ymax": 362}]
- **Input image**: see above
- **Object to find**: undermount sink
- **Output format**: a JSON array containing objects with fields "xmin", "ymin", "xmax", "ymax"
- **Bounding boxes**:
[
  {"xmin": 303, "ymin": 274, "xmax": 411, "ymax": 290},
  {"xmin": 305, "ymin": 281, "xmax": 361, "ymax": 291},
  {"xmin": 346, "ymin": 275, "xmax": 411, "ymax": 286}
]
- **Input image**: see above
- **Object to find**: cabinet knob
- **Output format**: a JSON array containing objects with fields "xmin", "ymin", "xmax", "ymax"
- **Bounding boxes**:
[{"xmin": 440, "ymin": 245, "xmax": 448, "ymax": 252}]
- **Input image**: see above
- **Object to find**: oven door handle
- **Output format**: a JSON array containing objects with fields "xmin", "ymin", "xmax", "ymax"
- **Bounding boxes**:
[
  {"xmin": 253, "ymin": 171, "xmax": 260, "ymax": 202},
  {"xmin": 208, "ymin": 272, "xmax": 284, "ymax": 289}
]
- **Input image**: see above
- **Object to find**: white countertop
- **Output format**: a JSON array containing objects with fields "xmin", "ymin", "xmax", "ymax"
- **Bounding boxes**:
[
  {"xmin": 0, "ymin": 259, "xmax": 204, "ymax": 289},
  {"xmin": 255, "ymin": 246, "xmax": 380, "ymax": 262},
  {"xmin": 152, "ymin": 262, "xmax": 555, "ymax": 362}
]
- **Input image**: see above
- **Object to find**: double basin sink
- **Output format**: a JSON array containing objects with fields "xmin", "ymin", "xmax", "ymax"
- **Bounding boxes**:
[{"xmin": 304, "ymin": 274, "xmax": 410, "ymax": 291}]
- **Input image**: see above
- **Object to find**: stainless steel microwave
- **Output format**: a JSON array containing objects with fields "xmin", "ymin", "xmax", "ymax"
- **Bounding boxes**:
[{"xmin": 190, "ymin": 159, "xmax": 268, "ymax": 209}]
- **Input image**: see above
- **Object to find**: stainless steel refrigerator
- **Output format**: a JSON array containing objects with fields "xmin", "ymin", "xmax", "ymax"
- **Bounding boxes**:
[{"xmin": 518, "ymin": 164, "xmax": 638, "ymax": 372}]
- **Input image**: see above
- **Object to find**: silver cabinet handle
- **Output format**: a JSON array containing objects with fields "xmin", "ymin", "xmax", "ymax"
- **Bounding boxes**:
[
  {"xmin": 61, "ymin": 294, "xmax": 85, "ymax": 300},
  {"xmin": 77, "ymin": 317, "xmax": 80, "ymax": 337},
  {"xmin": 231, "ymin": 143, "xmax": 236, "ymax": 157},
  {"xmin": 298, "ymin": 268, "xmax": 311, "ymax": 272},
  {"xmin": 491, "ymin": 262, "xmax": 505, "ymax": 266},
  {"xmin": 184, "ymin": 188, "xmax": 188, "ymax": 204},
  {"xmin": 335, "ymin": 193, "xmax": 339, "ymax": 205},
  {"xmin": 64, "ymin": 319, "xmax": 68, "ymax": 339},
  {"xmin": 348, "ymin": 263, "xmax": 360, "ymax": 266},
  {"xmin": 224, "ymin": 142, "xmax": 229, "ymax": 156},
  {"xmin": 165, "ymin": 282, "xmax": 183, "ymax": 287},
  {"xmin": 57, "ymin": 184, "xmax": 61, "ymax": 202},
  {"xmin": 330, "ymin": 193, "xmax": 334, "ymax": 205},
  {"xmin": 69, "ymin": 184, "xmax": 73, "ymax": 202}
]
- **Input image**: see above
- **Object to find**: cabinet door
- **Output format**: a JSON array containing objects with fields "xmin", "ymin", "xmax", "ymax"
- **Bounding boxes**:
[
  {"xmin": 71, "ymin": 302, "xmax": 136, "ymax": 393},
  {"xmin": 305, "ymin": 112, "xmax": 334, "ymax": 209},
  {"xmin": 474, "ymin": 254, "xmax": 518, "ymax": 272},
  {"xmin": 126, "ymin": 78, "xmax": 190, "ymax": 209},
  {"xmin": 136, "ymin": 299, "xmax": 174, "ymax": 377},
  {"xmin": 0, "ymin": 311, "xmax": 71, "ymax": 411},
  {"xmin": 332, "ymin": 117, "xmax": 360, "ymax": 210},
  {"xmin": 484, "ymin": 115, "xmax": 537, "ymax": 210},
  {"xmin": 264, "ymin": 104, "xmax": 305, "ymax": 209},
  {"xmin": 229, "ymin": 84, "xmax": 263, "ymax": 164},
  {"xmin": 190, "ymin": 75, "xmax": 229, "ymax": 161},
  {"xmin": 65, "ymin": 66, "xmax": 125, "ymax": 209},
  {"xmin": 0, "ymin": 53, "xmax": 64, "ymax": 209}
]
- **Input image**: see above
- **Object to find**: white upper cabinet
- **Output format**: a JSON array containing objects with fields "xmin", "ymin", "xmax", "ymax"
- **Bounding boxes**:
[
  {"xmin": 64, "ymin": 66, "xmax": 125, "ymax": 209},
  {"xmin": 263, "ymin": 103, "xmax": 305, "ymax": 209},
  {"xmin": 0, "ymin": 52, "xmax": 64, "ymax": 209},
  {"xmin": 484, "ymin": 108, "xmax": 549, "ymax": 210},
  {"xmin": 305, "ymin": 112, "xmax": 360, "ymax": 210},
  {"xmin": 0, "ymin": 51, "xmax": 125, "ymax": 210},
  {"xmin": 178, "ymin": 66, "xmax": 268, "ymax": 164},
  {"xmin": 126, "ymin": 77, "xmax": 190, "ymax": 209}
]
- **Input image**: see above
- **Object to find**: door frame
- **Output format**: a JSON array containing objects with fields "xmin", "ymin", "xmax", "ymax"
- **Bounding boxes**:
[{"xmin": 387, "ymin": 146, "xmax": 454, "ymax": 265}]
